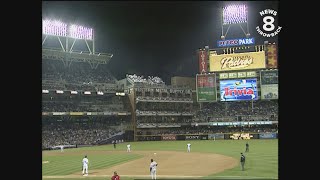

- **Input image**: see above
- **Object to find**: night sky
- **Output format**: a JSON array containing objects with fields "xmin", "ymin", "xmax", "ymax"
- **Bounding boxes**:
[{"xmin": 42, "ymin": 1, "xmax": 279, "ymax": 84}]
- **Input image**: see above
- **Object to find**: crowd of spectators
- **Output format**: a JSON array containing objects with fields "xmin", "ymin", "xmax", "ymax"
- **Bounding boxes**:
[
  {"xmin": 136, "ymin": 102, "xmax": 192, "ymax": 112},
  {"xmin": 137, "ymin": 124, "xmax": 278, "ymax": 135},
  {"xmin": 137, "ymin": 116, "xmax": 192, "ymax": 124},
  {"xmin": 42, "ymin": 117, "xmax": 128, "ymax": 149},
  {"xmin": 42, "ymin": 94, "xmax": 127, "ymax": 112},
  {"xmin": 194, "ymin": 100, "xmax": 278, "ymax": 122},
  {"xmin": 42, "ymin": 59, "xmax": 117, "ymax": 91},
  {"xmin": 136, "ymin": 96, "xmax": 192, "ymax": 102}
]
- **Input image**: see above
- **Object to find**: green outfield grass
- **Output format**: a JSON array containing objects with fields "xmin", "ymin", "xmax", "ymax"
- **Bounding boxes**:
[{"xmin": 42, "ymin": 139, "xmax": 278, "ymax": 180}]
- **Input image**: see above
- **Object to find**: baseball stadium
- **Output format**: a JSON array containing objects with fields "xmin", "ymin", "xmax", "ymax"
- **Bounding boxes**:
[{"xmin": 42, "ymin": 2, "xmax": 278, "ymax": 180}]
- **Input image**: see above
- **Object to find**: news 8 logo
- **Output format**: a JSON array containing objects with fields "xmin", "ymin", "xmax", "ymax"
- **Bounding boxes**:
[{"xmin": 256, "ymin": 9, "xmax": 282, "ymax": 38}]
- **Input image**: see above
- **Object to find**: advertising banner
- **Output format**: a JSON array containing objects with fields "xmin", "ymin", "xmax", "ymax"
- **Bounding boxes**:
[
  {"xmin": 199, "ymin": 50, "xmax": 208, "ymax": 73},
  {"xmin": 266, "ymin": 44, "xmax": 278, "ymax": 68},
  {"xmin": 261, "ymin": 84, "xmax": 278, "ymax": 99},
  {"xmin": 259, "ymin": 133, "xmax": 277, "ymax": 139},
  {"xmin": 260, "ymin": 70, "xmax": 278, "ymax": 99},
  {"xmin": 251, "ymin": 134, "xmax": 259, "ymax": 139},
  {"xmin": 230, "ymin": 133, "xmax": 253, "ymax": 140},
  {"xmin": 161, "ymin": 135, "xmax": 177, "ymax": 141},
  {"xmin": 208, "ymin": 134, "xmax": 225, "ymax": 140},
  {"xmin": 200, "ymin": 135, "xmax": 208, "ymax": 140},
  {"xmin": 185, "ymin": 135, "xmax": 201, "ymax": 140},
  {"xmin": 52, "ymin": 112, "xmax": 66, "ymax": 115},
  {"xmin": 219, "ymin": 71, "xmax": 257, "ymax": 79},
  {"xmin": 209, "ymin": 51, "xmax": 266, "ymax": 72},
  {"xmin": 70, "ymin": 112, "xmax": 84, "ymax": 115},
  {"xmin": 246, "ymin": 71, "xmax": 257, "ymax": 77},
  {"xmin": 176, "ymin": 135, "xmax": 186, "ymax": 140},
  {"xmin": 219, "ymin": 73, "xmax": 229, "ymax": 79},
  {"xmin": 117, "ymin": 112, "xmax": 127, "ymax": 116},
  {"xmin": 137, "ymin": 136, "xmax": 161, "ymax": 141},
  {"xmin": 220, "ymin": 78, "xmax": 258, "ymax": 101},
  {"xmin": 196, "ymin": 74, "xmax": 217, "ymax": 102},
  {"xmin": 260, "ymin": 70, "xmax": 278, "ymax": 85}
]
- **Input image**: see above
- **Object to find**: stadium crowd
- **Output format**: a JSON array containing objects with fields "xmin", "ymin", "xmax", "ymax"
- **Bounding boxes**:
[
  {"xmin": 42, "ymin": 117, "xmax": 128, "ymax": 149},
  {"xmin": 42, "ymin": 94, "xmax": 128, "ymax": 112},
  {"xmin": 194, "ymin": 100, "xmax": 278, "ymax": 122},
  {"xmin": 42, "ymin": 59, "xmax": 117, "ymax": 91},
  {"xmin": 137, "ymin": 124, "xmax": 278, "ymax": 135}
]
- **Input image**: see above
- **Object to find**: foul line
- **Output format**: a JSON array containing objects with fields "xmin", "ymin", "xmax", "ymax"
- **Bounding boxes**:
[
  {"xmin": 43, "ymin": 175, "xmax": 203, "ymax": 179},
  {"xmin": 43, "ymin": 175, "xmax": 277, "ymax": 179}
]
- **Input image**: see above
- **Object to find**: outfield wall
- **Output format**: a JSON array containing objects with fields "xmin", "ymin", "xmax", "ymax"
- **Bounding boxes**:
[{"xmin": 136, "ymin": 132, "xmax": 278, "ymax": 141}]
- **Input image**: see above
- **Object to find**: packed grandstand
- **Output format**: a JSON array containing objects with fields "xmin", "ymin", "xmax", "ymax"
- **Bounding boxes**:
[{"xmin": 42, "ymin": 54, "xmax": 278, "ymax": 149}]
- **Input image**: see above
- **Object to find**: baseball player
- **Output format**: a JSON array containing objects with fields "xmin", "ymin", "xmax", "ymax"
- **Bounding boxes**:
[
  {"xmin": 82, "ymin": 155, "xmax": 89, "ymax": 176},
  {"xmin": 60, "ymin": 145, "xmax": 64, "ymax": 152},
  {"xmin": 240, "ymin": 153, "xmax": 246, "ymax": 171},
  {"xmin": 245, "ymin": 142, "xmax": 249, "ymax": 152},
  {"xmin": 187, "ymin": 143, "xmax": 191, "ymax": 152},
  {"xmin": 111, "ymin": 171, "xmax": 120, "ymax": 180},
  {"xmin": 127, "ymin": 144, "xmax": 131, "ymax": 152},
  {"xmin": 113, "ymin": 140, "xmax": 117, "ymax": 149},
  {"xmin": 150, "ymin": 159, "xmax": 158, "ymax": 180}
]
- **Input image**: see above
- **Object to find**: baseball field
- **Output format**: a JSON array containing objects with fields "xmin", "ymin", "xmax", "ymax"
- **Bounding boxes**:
[{"xmin": 42, "ymin": 139, "xmax": 278, "ymax": 180}]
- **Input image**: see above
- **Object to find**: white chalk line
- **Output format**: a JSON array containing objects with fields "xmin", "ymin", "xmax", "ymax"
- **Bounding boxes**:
[
  {"xmin": 43, "ymin": 175, "xmax": 202, "ymax": 178},
  {"xmin": 43, "ymin": 175, "xmax": 277, "ymax": 179}
]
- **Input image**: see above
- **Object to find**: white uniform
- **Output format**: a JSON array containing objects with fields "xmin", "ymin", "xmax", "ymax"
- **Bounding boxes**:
[
  {"xmin": 150, "ymin": 161, "xmax": 158, "ymax": 179},
  {"xmin": 60, "ymin": 146, "xmax": 64, "ymax": 152},
  {"xmin": 187, "ymin": 143, "xmax": 191, "ymax": 152},
  {"xmin": 127, "ymin": 144, "xmax": 131, "ymax": 152},
  {"xmin": 82, "ymin": 157, "xmax": 89, "ymax": 175}
]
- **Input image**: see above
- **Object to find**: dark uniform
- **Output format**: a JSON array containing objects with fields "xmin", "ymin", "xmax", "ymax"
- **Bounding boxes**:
[
  {"xmin": 245, "ymin": 142, "xmax": 249, "ymax": 152},
  {"xmin": 240, "ymin": 153, "xmax": 246, "ymax": 171},
  {"xmin": 113, "ymin": 141, "xmax": 117, "ymax": 149}
]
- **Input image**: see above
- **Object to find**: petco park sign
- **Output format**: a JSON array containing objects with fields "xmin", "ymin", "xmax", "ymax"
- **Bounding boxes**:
[
  {"xmin": 209, "ymin": 51, "xmax": 266, "ymax": 72},
  {"xmin": 217, "ymin": 38, "xmax": 255, "ymax": 47}
]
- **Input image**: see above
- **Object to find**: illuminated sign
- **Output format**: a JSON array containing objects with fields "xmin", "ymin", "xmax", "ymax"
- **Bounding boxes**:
[
  {"xmin": 220, "ymin": 78, "xmax": 258, "ymax": 101},
  {"xmin": 199, "ymin": 50, "xmax": 208, "ymax": 73},
  {"xmin": 219, "ymin": 71, "xmax": 257, "ymax": 79},
  {"xmin": 217, "ymin": 38, "xmax": 255, "ymax": 47},
  {"xmin": 196, "ymin": 74, "xmax": 217, "ymax": 102},
  {"xmin": 209, "ymin": 51, "xmax": 266, "ymax": 72}
]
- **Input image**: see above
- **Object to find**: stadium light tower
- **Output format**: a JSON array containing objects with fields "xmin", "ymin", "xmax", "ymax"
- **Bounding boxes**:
[
  {"xmin": 221, "ymin": 4, "xmax": 250, "ymax": 40},
  {"xmin": 42, "ymin": 19, "xmax": 113, "ymax": 68},
  {"xmin": 42, "ymin": 19, "xmax": 95, "ymax": 54}
]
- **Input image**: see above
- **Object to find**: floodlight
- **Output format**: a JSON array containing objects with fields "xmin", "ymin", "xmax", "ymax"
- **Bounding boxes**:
[
  {"xmin": 70, "ymin": 91, "xmax": 78, "ymax": 94},
  {"xmin": 56, "ymin": 90, "xmax": 64, "ymax": 94},
  {"xmin": 69, "ymin": 24, "xmax": 93, "ymax": 40},
  {"xmin": 223, "ymin": 5, "xmax": 247, "ymax": 25},
  {"xmin": 42, "ymin": 19, "xmax": 67, "ymax": 37},
  {"xmin": 84, "ymin": 91, "xmax": 91, "ymax": 95}
]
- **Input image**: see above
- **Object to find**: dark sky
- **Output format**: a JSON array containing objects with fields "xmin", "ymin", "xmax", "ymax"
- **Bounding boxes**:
[{"xmin": 42, "ymin": 1, "xmax": 279, "ymax": 84}]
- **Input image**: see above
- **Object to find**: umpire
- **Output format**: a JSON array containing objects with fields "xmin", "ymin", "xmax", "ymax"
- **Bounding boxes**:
[
  {"xmin": 240, "ymin": 153, "xmax": 246, "ymax": 171},
  {"xmin": 245, "ymin": 142, "xmax": 249, "ymax": 152}
]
